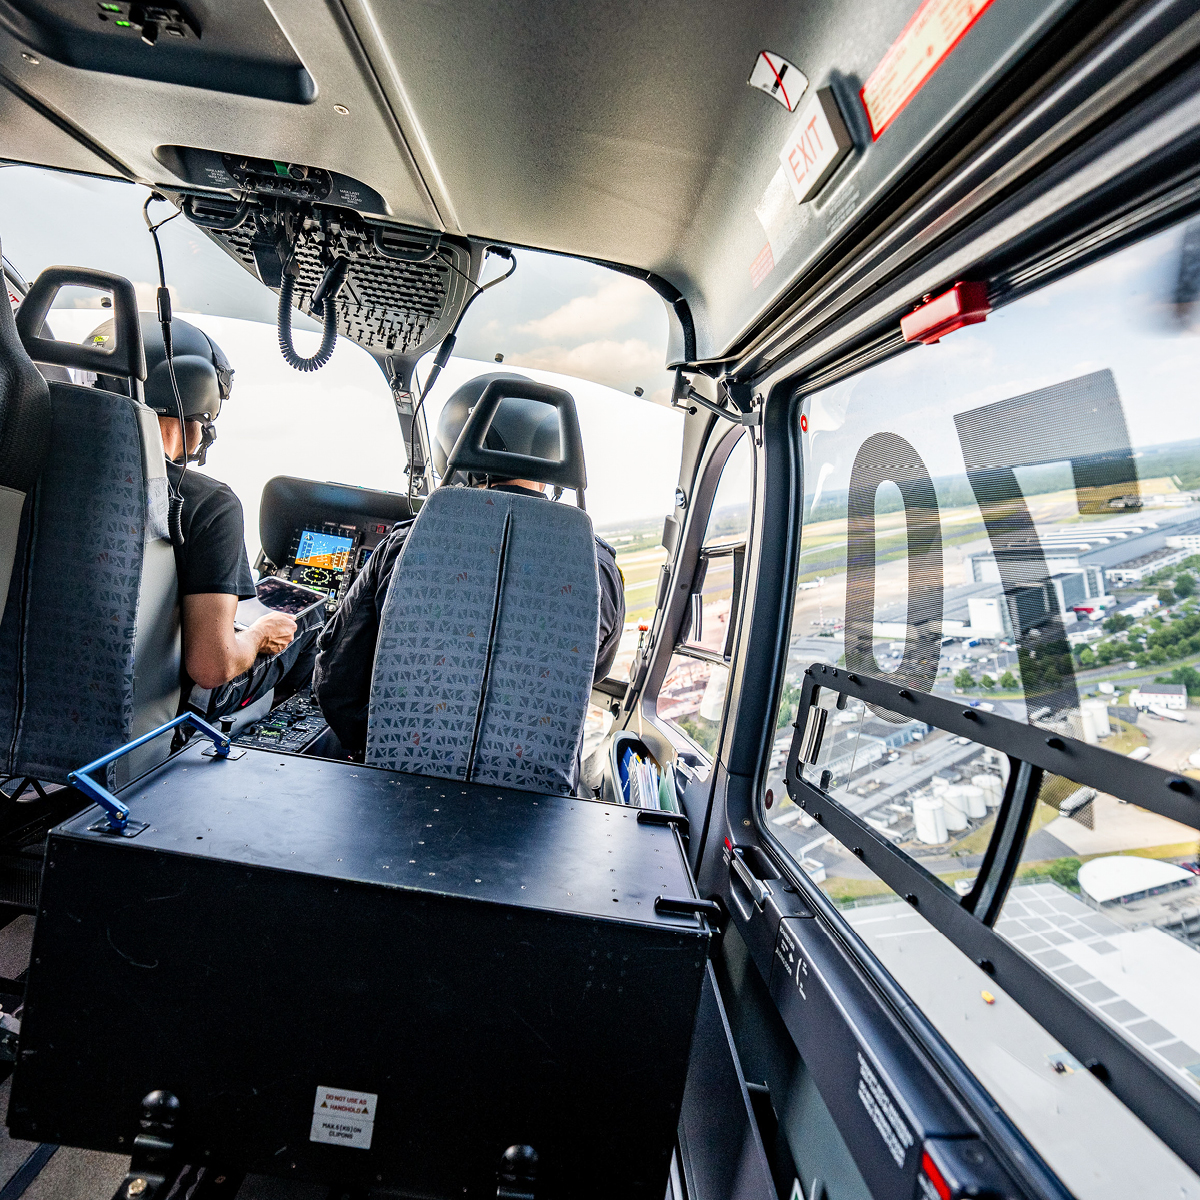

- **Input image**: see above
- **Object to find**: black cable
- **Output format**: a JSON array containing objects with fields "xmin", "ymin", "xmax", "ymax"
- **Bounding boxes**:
[
  {"xmin": 407, "ymin": 248, "xmax": 517, "ymax": 504},
  {"xmin": 278, "ymin": 259, "xmax": 346, "ymax": 372},
  {"xmin": 144, "ymin": 193, "xmax": 188, "ymax": 548}
]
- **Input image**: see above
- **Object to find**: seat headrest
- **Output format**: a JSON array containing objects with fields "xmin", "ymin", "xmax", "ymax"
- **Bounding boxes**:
[
  {"xmin": 15, "ymin": 266, "xmax": 146, "ymax": 381},
  {"xmin": 445, "ymin": 377, "xmax": 587, "ymax": 496}
]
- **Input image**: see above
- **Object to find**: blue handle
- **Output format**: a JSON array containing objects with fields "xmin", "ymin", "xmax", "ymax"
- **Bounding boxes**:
[{"xmin": 68, "ymin": 714, "xmax": 231, "ymax": 832}]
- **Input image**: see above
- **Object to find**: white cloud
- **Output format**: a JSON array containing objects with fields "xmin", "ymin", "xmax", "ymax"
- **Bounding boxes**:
[
  {"xmin": 516, "ymin": 275, "xmax": 650, "ymax": 341},
  {"xmin": 504, "ymin": 338, "xmax": 664, "ymax": 393}
]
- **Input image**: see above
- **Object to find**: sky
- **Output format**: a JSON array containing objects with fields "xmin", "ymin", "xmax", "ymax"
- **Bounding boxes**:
[
  {"xmin": 0, "ymin": 164, "xmax": 684, "ymax": 552},
  {"xmin": 801, "ymin": 221, "xmax": 1200, "ymax": 510}
]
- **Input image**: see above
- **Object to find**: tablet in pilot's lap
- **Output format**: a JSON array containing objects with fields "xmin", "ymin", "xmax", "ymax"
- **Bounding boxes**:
[{"xmin": 236, "ymin": 576, "xmax": 327, "ymax": 628}]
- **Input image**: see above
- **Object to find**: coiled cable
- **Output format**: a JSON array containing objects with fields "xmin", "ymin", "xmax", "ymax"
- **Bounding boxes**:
[{"xmin": 278, "ymin": 257, "xmax": 348, "ymax": 372}]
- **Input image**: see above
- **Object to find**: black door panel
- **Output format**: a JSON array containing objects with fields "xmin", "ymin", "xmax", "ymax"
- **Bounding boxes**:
[
  {"xmin": 678, "ymin": 964, "xmax": 776, "ymax": 1200},
  {"xmin": 771, "ymin": 917, "xmax": 1020, "ymax": 1200}
]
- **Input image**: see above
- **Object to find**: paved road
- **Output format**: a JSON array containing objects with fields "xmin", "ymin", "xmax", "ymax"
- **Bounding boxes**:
[{"xmin": 1132, "ymin": 708, "xmax": 1200, "ymax": 772}]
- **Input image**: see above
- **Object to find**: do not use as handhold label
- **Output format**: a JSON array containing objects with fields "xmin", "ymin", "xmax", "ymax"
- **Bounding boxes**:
[{"xmin": 310, "ymin": 1084, "xmax": 378, "ymax": 1150}]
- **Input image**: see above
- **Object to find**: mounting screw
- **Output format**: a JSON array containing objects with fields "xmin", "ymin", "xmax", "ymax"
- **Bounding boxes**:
[
  {"xmin": 977, "ymin": 959, "xmax": 995, "ymax": 976},
  {"xmin": 1045, "ymin": 736, "xmax": 1065, "ymax": 749},
  {"xmin": 742, "ymin": 819, "xmax": 751, "ymax": 827},
  {"xmin": 905, "ymin": 893, "xmax": 919, "ymax": 907},
  {"xmin": 852, "ymin": 846, "xmax": 864, "ymax": 858},
  {"xmin": 20, "ymin": 52, "xmax": 39, "ymax": 65},
  {"xmin": 333, "ymin": 104, "xmax": 350, "ymax": 115},
  {"xmin": 1168, "ymin": 777, "xmax": 1191, "ymax": 793},
  {"xmin": 1085, "ymin": 1059, "xmax": 1109, "ymax": 1082},
  {"xmin": 847, "ymin": 673, "xmax": 858, "ymax": 683},
  {"xmin": 962, "ymin": 709, "xmax": 978, "ymax": 720}
]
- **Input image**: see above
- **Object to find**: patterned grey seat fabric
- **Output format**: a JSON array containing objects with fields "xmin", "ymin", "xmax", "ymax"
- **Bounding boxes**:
[
  {"xmin": 366, "ymin": 487, "xmax": 600, "ymax": 795},
  {"xmin": 0, "ymin": 382, "xmax": 180, "ymax": 788}
]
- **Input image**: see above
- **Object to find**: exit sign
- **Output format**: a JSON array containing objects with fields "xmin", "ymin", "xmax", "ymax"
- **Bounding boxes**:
[{"xmin": 779, "ymin": 87, "xmax": 854, "ymax": 204}]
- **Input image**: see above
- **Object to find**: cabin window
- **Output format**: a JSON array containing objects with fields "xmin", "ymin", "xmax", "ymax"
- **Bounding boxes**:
[
  {"xmin": 766, "ymin": 214, "xmax": 1200, "ymax": 1180},
  {"xmin": 772, "ymin": 216, "xmax": 1200, "ymax": 895}
]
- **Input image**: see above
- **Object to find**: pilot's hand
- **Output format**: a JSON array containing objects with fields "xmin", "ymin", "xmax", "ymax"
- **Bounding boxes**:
[{"xmin": 251, "ymin": 612, "xmax": 297, "ymax": 656}]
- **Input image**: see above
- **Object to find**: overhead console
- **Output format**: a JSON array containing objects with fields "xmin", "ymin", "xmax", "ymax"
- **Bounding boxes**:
[
  {"xmin": 163, "ymin": 178, "xmax": 479, "ymax": 363},
  {"xmin": 0, "ymin": 0, "xmax": 315, "ymax": 103},
  {"xmin": 156, "ymin": 147, "xmax": 387, "ymax": 214},
  {"xmin": 254, "ymin": 475, "xmax": 414, "ymax": 614}
]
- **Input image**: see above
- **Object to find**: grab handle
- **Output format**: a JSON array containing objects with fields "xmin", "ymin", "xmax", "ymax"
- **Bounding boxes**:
[{"xmin": 68, "ymin": 714, "xmax": 231, "ymax": 832}]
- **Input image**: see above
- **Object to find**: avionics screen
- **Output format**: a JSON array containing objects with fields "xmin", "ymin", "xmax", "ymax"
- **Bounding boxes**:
[{"xmin": 294, "ymin": 529, "xmax": 354, "ymax": 572}]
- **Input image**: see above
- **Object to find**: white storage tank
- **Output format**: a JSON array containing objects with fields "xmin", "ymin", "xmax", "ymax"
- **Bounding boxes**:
[
  {"xmin": 972, "ymin": 774, "xmax": 1003, "ymax": 808},
  {"xmin": 914, "ymin": 796, "xmax": 948, "ymax": 845},
  {"xmin": 941, "ymin": 787, "xmax": 969, "ymax": 831},
  {"xmin": 958, "ymin": 784, "xmax": 987, "ymax": 819},
  {"xmin": 1078, "ymin": 699, "xmax": 1113, "ymax": 745}
]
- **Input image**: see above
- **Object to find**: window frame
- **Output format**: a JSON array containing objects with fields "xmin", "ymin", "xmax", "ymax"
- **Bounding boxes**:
[
  {"xmin": 645, "ymin": 423, "xmax": 756, "ymax": 759},
  {"xmin": 784, "ymin": 664, "xmax": 1200, "ymax": 1171}
]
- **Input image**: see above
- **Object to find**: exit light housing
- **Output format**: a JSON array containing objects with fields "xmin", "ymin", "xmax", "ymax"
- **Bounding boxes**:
[{"xmin": 901, "ymin": 282, "xmax": 991, "ymax": 345}]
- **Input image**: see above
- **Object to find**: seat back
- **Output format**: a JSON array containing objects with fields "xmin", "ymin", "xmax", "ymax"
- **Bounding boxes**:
[
  {"xmin": 366, "ymin": 487, "xmax": 600, "ymax": 794},
  {"xmin": 0, "ymin": 269, "xmax": 180, "ymax": 788},
  {"xmin": 0, "ymin": 246, "xmax": 52, "ymax": 630}
]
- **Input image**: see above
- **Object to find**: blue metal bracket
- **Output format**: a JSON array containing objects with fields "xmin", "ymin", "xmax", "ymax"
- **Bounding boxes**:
[{"xmin": 68, "ymin": 714, "xmax": 232, "ymax": 834}]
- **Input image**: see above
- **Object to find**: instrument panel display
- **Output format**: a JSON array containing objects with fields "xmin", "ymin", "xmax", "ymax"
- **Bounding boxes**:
[{"xmin": 295, "ymin": 529, "xmax": 354, "ymax": 571}]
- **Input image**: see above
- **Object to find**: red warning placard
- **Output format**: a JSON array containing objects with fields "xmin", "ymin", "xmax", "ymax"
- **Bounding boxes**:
[{"xmin": 861, "ymin": 0, "xmax": 995, "ymax": 140}]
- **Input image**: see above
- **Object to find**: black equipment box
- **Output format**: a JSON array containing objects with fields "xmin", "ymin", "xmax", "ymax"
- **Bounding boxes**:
[{"xmin": 10, "ymin": 744, "xmax": 709, "ymax": 1198}]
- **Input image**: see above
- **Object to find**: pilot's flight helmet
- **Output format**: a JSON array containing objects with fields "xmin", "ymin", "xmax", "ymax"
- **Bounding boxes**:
[
  {"xmin": 87, "ymin": 315, "xmax": 233, "ymax": 464},
  {"xmin": 432, "ymin": 371, "xmax": 563, "ymax": 485}
]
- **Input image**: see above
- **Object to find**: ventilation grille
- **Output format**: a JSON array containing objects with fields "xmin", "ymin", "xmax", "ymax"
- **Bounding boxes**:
[{"xmin": 205, "ymin": 210, "xmax": 453, "ymax": 355}]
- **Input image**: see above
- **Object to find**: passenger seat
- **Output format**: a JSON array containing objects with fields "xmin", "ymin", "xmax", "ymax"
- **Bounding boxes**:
[{"xmin": 0, "ymin": 267, "xmax": 181, "ymax": 790}]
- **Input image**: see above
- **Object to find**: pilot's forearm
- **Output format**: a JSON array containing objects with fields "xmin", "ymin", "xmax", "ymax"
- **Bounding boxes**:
[
  {"xmin": 182, "ymin": 594, "xmax": 295, "ymax": 690},
  {"xmin": 229, "ymin": 625, "xmax": 272, "ymax": 677}
]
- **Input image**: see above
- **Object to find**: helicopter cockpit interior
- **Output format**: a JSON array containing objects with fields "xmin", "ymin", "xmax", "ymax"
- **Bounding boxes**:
[{"xmin": 3, "ymin": 1, "xmax": 1200, "ymax": 1199}]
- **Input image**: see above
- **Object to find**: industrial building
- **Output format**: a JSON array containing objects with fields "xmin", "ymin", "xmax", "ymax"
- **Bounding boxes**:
[
  {"xmin": 964, "ymin": 505, "xmax": 1200, "ymax": 594},
  {"xmin": 1130, "ymin": 683, "xmax": 1188, "ymax": 711},
  {"xmin": 1079, "ymin": 856, "xmax": 1197, "ymax": 906}
]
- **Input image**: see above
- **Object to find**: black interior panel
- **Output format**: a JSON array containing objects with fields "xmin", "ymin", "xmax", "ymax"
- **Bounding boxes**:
[{"xmin": 0, "ymin": 0, "xmax": 315, "ymax": 103}]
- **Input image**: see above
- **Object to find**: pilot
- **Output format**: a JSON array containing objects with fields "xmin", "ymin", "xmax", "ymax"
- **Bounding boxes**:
[
  {"xmin": 87, "ymin": 317, "xmax": 319, "ymax": 715},
  {"xmin": 313, "ymin": 371, "xmax": 625, "ymax": 757}
]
